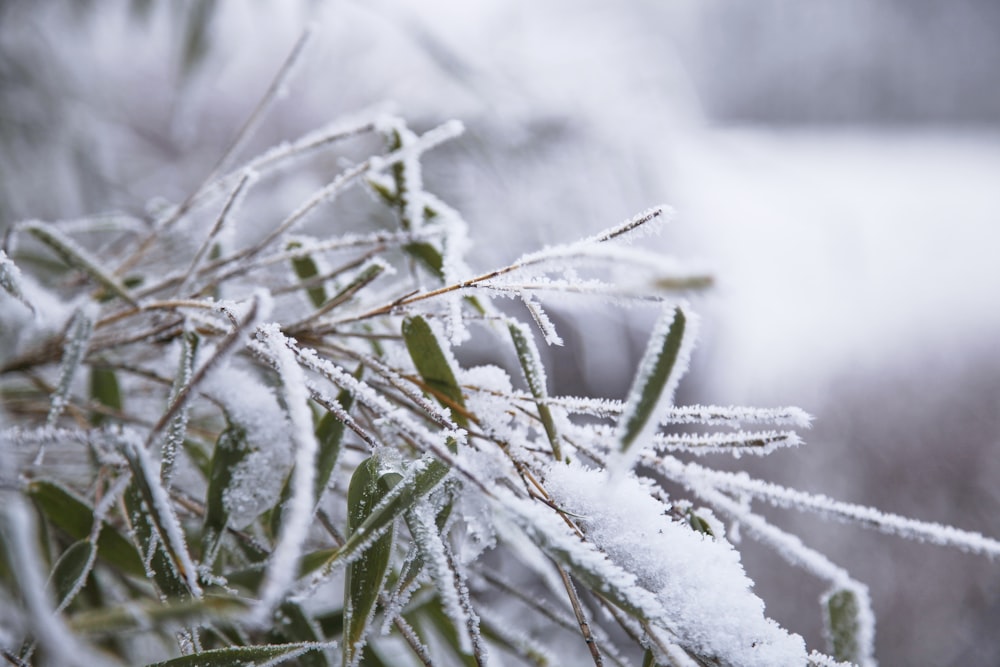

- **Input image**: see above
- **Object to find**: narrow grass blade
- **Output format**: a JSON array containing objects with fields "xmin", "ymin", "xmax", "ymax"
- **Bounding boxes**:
[
  {"xmin": 202, "ymin": 424, "xmax": 251, "ymax": 568},
  {"xmin": 21, "ymin": 220, "xmax": 138, "ymax": 306},
  {"xmin": 509, "ymin": 322, "xmax": 561, "ymax": 460},
  {"xmin": 27, "ymin": 480, "xmax": 145, "ymax": 578},
  {"xmin": 47, "ymin": 539, "xmax": 96, "ymax": 611},
  {"xmin": 144, "ymin": 642, "xmax": 327, "ymax": 667},
  {"xmin": 402, "ymin": 315, "xmax": 468, "ymax": 428},
  {"xmin": 343, "ymin": 457, "xmax": 401, "ymax": 666}
]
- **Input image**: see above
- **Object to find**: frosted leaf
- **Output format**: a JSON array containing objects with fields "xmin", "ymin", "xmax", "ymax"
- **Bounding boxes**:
[
  {"xmin": 655, "ymin": 456, "xmax": 1000, "ymax": 558},
  {"xmin": 651, "ymin": 430, "xmax": 804, "ymax": 457},
  {"xmin": 520, "ymin": 292, "xmax": 563, "ymax": 346},
  {"xmin": 614, "ymin": 305, "xmax": 699, "ymax": 473},
  {"xmin": 544, "ymin": 461, "xmax": 808, "ymax": 667},
  {"xmin": 123, "ymin": 436, "xmax": 203, "ymax": 598},
  {"xmin": 45, "ymin": 306, "xmax": 95, "ymax": 431}
]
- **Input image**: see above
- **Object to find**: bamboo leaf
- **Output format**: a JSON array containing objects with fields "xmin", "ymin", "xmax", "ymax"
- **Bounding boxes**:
[
  {"xmin": 287, "ymin": 240, "xmax": 328, "ymax": 309},
  {"xmin": 824, "ymin": 588, "xmax": 862, "ymax": 664},
  {"xmin": 402, "ymin": 315, "xmax": 468, "ymax": 428},
  {"xmin": 21, "ymin": 220, "xmax": 138, "ymax": 306},
  {"xmin": 124, "ymin": 479, "xmax": 189, "ymax": 599},
  {"xmin": 314, "ymin": 455, "xmax": 450, "ymax": 579},
  {"xmin": 404, "ymin": 241, "xmax": 445, "ymax": 279},
  {"xmin": 27, "ymin": 480, "xmax": 145, "ymax": 578},
  {"xmin": 123, "ymin": 441, "xmax": 201, "ymax": 597},
  {"xmin": 47, "ymin": 539, "xmax": 96, "ymax": 610},
  {"xmin": 509, "ymin": 322, "xmax": 561, "ymax": 460},
  {"xmin": 144, "ymin": 642, "xmax": 325, "ymax": 667},
  {"xmin": 343, "ymin": 456, "xmax": 402, "ymax": 666},
  {"xmin": 202, "ymin": 423, "xmax": 251, "ymax": 568},
  {"xmin": 618, "ymin": 306, "xmax": 688, "ymax": 454},
  {"xmin": 47, "ymin": 307, "xmax": 94, "ymax": 426}
]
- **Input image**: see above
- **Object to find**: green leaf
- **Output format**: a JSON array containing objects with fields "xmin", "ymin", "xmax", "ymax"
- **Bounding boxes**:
[
  {"xmin": 315, "ymin": 455, "xmax": 450, "ymax": 578},
  {"xmin": 124, "ymin": 479, "xmax": 189, "ymax": 599},
  {"xmin": 402, "ymin": 315, "xmax": 468, "ymax": 428},
  {"xmin": 47, "ymin": 539, "xmax": 96, "ymax": 609},
  {"xmin": 21, "ymin": 220, "xmax": 138, "ymax": 306},
  {"xmin": 343, "ymin": 456, "xmax": 401, "ymax": 666},
  {"xmin": 144, "ymin": 642, "xmax": 325, "ymax": 667},
  {"xmin": 287, "ymin": 240, "xmax": 328, "ymax": 309},
  {"xmin": 89, "ymin": 365, "xmax": 122, "ymax": 425},
  {"xmin": 642, "ymin": 648, "xmax": 657, "ymax": 667},
  {"xmin": 618, "ymin": 306, "xmax": 687, "ymax": 453},
  {"xmin": 122, "ymin": 441, "xmax": 199, "ymax": 598},
  {"xmin": 202, "ymin": 424, "xmax": 252, "ymax": 568},
  {"xmin": 509, "ymin": 322, "xmax": 561, "ymax": 460},
  {"xmin": 69, "ymin": 595, "xmax": 248, "ymax": 635},
  {"xmin": 404, "ymin": 241, "xmax": 445, "ymax": 279},
  {"xmin": 824, "ymin": 588, "xmax": 863, "ymax": 664},
  {"xmin": 27, "ymin": 480, "xmax": 144, "ymax": 578}
]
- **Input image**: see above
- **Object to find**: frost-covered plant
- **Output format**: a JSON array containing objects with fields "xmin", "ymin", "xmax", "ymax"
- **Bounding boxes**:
[{"xmin": 2, "ymin": 37, "xmax": 999, "ymax": 667}]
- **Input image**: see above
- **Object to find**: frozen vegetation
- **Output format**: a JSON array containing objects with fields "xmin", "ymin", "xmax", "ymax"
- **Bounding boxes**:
[{"xmin": 2, "ymin": 12, "xmax": 1000, "ymax": 667}]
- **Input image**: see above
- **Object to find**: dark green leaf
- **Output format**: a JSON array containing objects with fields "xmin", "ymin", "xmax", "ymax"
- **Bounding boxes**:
[
  {"xmin": 642, "ymin": 648, "xmax": 657, "ymax": 667},
  {"xmin": 48, "ymin": 539, "xmax": 96, "ymax": 609},
  {"xmin": 124, "ymin": 479, "xmax": 189, "ymax": 599},
  {"xmin": 404, "ymin": 241, "xmax": 445, "ymax": 279},
  {"xmin": 27, "ymin": 480, "xmax": 144, "ymax": 578},
  {"xmin": 203, "ymin": 424, "xmax": 251, "ymax": 567},
  {"xmin": 619, "ymin": 307, "xmax": 687, "ymax": 453},
  {"xmin": 315, "ymin": 455, "xmax": 449, "ymax": 577},
  {"xmin": 344, "ymin": 457, "xmax": 401, "ymax": 666},
  {"xmin": 402, "ymin": 315, "xmax": 468, "ymax": 428}
]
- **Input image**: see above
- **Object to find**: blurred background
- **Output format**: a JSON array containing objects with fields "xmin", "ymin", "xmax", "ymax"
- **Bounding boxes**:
[{"xmin": 2, "ymin": 1, "xmax": 998, "ymax": 663}]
